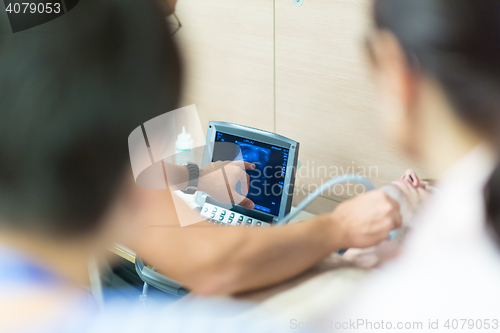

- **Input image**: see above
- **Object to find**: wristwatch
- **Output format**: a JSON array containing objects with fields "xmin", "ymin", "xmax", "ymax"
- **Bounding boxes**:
[{"xmin": 181, "ymin": 162, "xmax": 200, "ymax": 195}]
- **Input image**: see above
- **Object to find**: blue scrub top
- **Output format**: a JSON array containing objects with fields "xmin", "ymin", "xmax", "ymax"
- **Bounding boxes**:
[{"xmin": 0, "ymin": 247, "xmax": 290, "ymax": 333}]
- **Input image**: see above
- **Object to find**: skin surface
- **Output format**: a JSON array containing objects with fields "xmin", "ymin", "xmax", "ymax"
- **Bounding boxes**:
[
  {"xmin": 161, "ymin": 0, "xmax": 177, "ymax": 15},
  {"xmin": 343, "ymin": 169, "xmax": 434, "ymax": 268},
  {"xmin": 117, "ymin": 170, "xmax": 402, "ymax": 295},
  {"xmin": 164, "ymin": 160, "xmax": 256, "ymax": 209}
]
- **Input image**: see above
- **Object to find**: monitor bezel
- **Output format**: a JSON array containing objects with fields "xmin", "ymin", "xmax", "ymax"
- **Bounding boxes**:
[{"xmin": 201, "ymin": 121, "xmax": 299, "ymax": 223}]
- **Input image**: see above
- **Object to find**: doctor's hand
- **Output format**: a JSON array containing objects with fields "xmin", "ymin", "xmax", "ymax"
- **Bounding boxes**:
[
  {"xmin": 198, "ymin": 161, "xmax": 256, "ymax": 210},
  {"xmin": 332, "ymin": 190, "xmax": 402, "ymax": 249}
]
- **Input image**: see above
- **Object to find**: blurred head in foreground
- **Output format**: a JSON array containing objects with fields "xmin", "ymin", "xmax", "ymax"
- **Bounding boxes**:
[
  {"xmin": 366, "ymin": 0, "xmax": 500, "ymax": 246},
  {"xmin": 0, "ymin": 0, "xmax": 182, "ymax": 328},
  {"xmin": 0, "ymin": 0, "xmax": 181, "ymax": 238}
]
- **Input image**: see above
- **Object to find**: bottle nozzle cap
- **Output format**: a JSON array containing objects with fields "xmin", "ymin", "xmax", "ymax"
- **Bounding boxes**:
[{"xmin": 176, "ymin": 126, "xmax": 194, "ymax": 150}]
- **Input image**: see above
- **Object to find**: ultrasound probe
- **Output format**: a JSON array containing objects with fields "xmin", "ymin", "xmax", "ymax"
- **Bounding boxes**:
[{"xmin": 275, "ymin": 175, "xmax": 398, "ymax": 254}]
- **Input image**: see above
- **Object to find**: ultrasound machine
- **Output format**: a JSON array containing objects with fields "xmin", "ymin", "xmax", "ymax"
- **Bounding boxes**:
[
  {"xmin": 135, "ymin": 122, "xmax": 300, "ymax": 296},
  {"xmin": 195, "ymin": 121, "xmax": 300, "ymax": 227}
]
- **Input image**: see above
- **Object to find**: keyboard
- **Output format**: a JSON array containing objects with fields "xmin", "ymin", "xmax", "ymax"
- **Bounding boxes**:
[{"xmin": 200, "ymin": 203, "xmax": 271, "ymax": 227}]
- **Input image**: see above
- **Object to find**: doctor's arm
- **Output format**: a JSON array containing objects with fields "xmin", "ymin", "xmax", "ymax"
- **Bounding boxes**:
[
  {"xmin": 127, "ymin": 183, "xmax": 401, "ymax": 296},
  {"xmin": 162, "ymin": 160, "xmax": 255, "ymax": 209}
]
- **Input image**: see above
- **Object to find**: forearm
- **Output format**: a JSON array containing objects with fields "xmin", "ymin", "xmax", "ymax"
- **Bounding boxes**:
[
  {"xmin": 162, "ymin": 162, "xmax": 215, "ymax": 193},
  {"xmin": 123, "ymin": 171, "xmax": 398, "ymax": 295},
  {"xmin": 133, "ymin": 214, "xmax": 345, "ymax": 295},
  {"xmin": 210, "ymin": 214, "xmax": 346, "ymax": 294},
  {"xmin": 162, "ymin": 162, "xmax": 189, "ymax": 191}
]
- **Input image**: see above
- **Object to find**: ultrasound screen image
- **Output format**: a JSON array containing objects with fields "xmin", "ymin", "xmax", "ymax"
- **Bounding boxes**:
[{"xmin": 212, "ymin": 132, "xmax": 289, "ymax": 216}]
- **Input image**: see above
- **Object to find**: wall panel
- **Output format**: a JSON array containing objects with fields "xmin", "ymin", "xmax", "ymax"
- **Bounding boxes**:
[
  {"xmin": 173, "ymin": 0, "xmax": 275, "ymax": 134},
  {"xmin": 275, "ymin": 0, "xmax": 431, "ymax": 213}
]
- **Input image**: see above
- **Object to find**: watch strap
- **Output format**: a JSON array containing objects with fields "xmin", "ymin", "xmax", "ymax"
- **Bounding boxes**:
[{"xmin": 181, "ymin": 163, "xmax": 199, "ymax": 194}]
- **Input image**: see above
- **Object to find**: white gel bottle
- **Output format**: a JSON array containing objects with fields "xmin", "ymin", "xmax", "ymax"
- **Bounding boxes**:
[{"xmin": 175, "ymin": 126, "xmax": 194, "ymax": 165}]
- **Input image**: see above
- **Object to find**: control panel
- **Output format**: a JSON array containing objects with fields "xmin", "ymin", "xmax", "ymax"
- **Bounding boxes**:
[{"xmin": 200, "ymin": 203, "xmax": 271, "ymax": 227}]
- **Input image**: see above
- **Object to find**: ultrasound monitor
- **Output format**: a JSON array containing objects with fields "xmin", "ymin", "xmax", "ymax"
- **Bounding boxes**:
[{"xmin": 197, "ymin": 121, "xmax": 299, "ymax": 225}]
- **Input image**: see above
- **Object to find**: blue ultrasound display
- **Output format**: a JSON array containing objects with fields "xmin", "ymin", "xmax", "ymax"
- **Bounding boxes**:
[{"xmin": 213, "ymin": 132, "xmax": 289, "ymax": 216}]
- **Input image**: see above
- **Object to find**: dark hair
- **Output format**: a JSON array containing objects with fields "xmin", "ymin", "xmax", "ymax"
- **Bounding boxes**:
[
  {"xmin": 0, "ymin": 0, "xmax": 182, "ymax": 237},
  {"xmin": 373, "ymin": 0, "xmax": 500, "ymax": 243}
]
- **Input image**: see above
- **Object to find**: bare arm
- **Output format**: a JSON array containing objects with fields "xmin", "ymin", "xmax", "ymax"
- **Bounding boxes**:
[
  {"xmin": 162, "ymin": 160, "xmax": 255, "ymax": 209},
  {"xmin": 134, "ymin": 213, "xmax": 340, "ymax": 295},
  {"xmin": 126, "ymin": 183, "xmax": 400, "ymax": 295}
]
